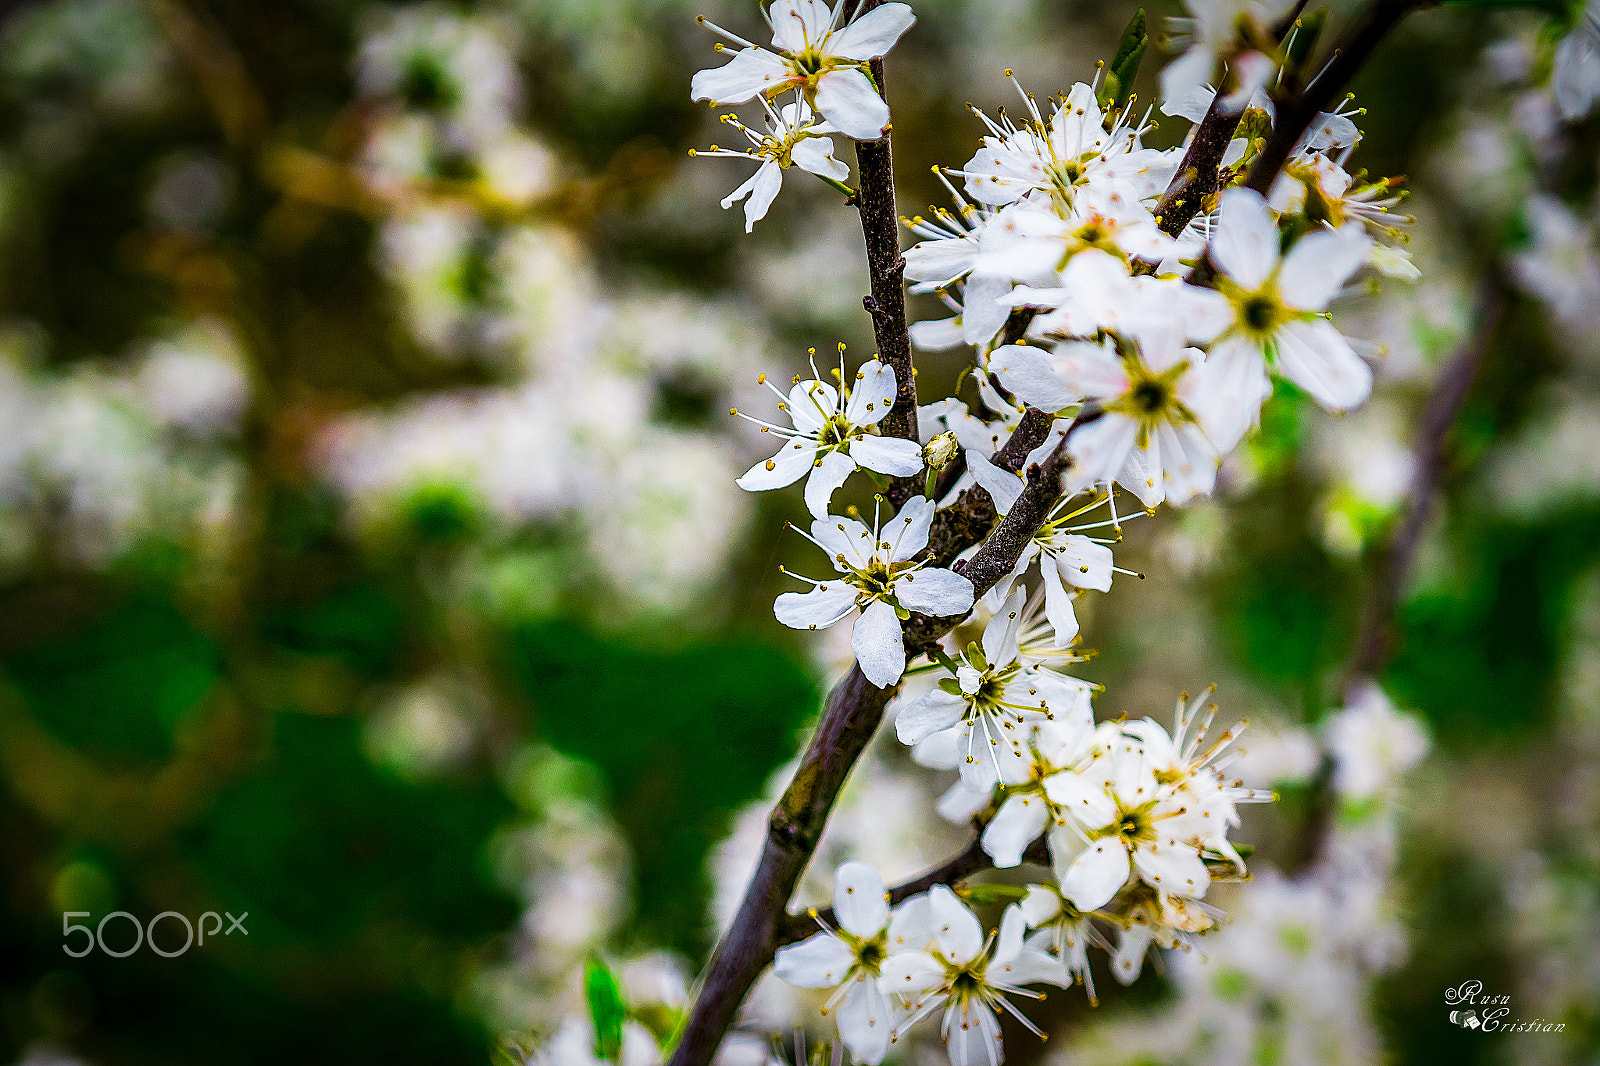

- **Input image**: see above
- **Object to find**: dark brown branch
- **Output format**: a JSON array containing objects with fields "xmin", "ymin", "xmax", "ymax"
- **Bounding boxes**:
[
  {"xmin": 924, "ymin": 406, "xmax": 1056, "ymax": 568},
  {"xmin": 1149, "ymin": 3, "xmax": 1321, "ymax": 241},
  {"xmin": 849, "ymin": 1, "xmax": 920, "ymax": 507},
  {"xmin": 774, "ymin": 831, "xmax": 1054, "ymax": 948},
  {"xmin": 1153, "ymin": 91, "xmax": 1247, "ymax": 239},
  {"xmin": 667, "ymin": 666, "xmax": 896, "ymax": 1066},
  {"xmin": 1243, "ymin": 0, "xmax": 1432, "ymax": 196},
  {"xmin": 668, "ymin": 411, "xmax": 1102, "ymax": 1066}
]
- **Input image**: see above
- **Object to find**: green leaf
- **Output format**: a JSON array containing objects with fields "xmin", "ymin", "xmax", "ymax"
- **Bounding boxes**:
[
  {"xmin": 1110, "ymin": 8, "xmax": 1147, "ymax": 72},
  {"xmin": 1099, "ymin": 9, "xmax": 1147, "ymax": 112},
  {"xmin": 956, "ymin": 882, "xmax": 1030, "ymax": 906},
  {"xmin": 585, "ymin": 955, "xmax": 627, "ymax": 1063}
]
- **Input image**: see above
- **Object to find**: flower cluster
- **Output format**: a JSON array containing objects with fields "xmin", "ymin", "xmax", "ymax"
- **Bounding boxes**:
[
  {"xmin": 779, "ymin": 690, "xmax": 1271, "ymax": 1064},
  {"xmin": 682, "ymin": 1, "xmax": 1420, "ymax": 1063},
  {"xmin": 691, "ymin": 0, "xmax": 915, "ymax": 227}
]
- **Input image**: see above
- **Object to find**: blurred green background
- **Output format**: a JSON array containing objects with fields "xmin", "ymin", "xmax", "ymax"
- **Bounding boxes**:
[{"xmin": 0, "ymin": 1, "xmax": 1597, "ymax": 1064}]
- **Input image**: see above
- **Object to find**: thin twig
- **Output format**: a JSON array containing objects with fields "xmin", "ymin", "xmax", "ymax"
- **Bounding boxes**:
[
  {"xmin": 774, "ymin": 831, "xmax": 1054, "ymax": 948},
  {"xmin": 849, "ymin": 0, "xmax": 921, "ymax": 506},
  {"xmin": 775, "ymin": 833, "xmax": 991, "ymax": 947},
  {"xmin": 1243, "ymin": 0, "xmax": 1432, "ymax": 196},
  {"xmin": 666, "ymin": 411, "xmax": 1101, "ymax": 1066},
  {"xmin": 1343, "ymin": 269, "xmax": 1509, "ymax": 684},
  {"xmin": 1289, "ymin": 267, "xmax": 1508, "ymax": 872},
  {"xmin": 1153, "ymin": 90, "xmax": 1247, "ymax": 239}
]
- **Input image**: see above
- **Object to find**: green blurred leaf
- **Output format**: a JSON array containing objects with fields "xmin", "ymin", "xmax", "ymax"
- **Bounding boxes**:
[
  {"xmin": 3, "ymin": 589, "xmax": 219, "ymax": 761},
  {"xmin": 585, "ymin": 955, "xmax": 627, "ymax": 1062},
  {"xmin": 508, "ymin": 622, "xmax": 817, "ymax": 954}
]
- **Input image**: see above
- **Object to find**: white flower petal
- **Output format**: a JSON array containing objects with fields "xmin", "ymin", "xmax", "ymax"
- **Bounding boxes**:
[
  {"xmin": 980, "ymin": 586, "xmax": 1026, "ymax": 665},
  {"xmin": 690, "ymin": 48, "xmax": 790, "ymax": 104},
  {"xmin": 790, "ymin": 134, "xmax": 850, "ymax": 181},
  {"xmin": 887, "ymin": 894, "xmax": 933, "ymax": 953},
  {"xmin": 960, "ymin": 272, "xmax": 1013, "ymax": 346},
  {"xmin": 811, "ymin": 519, "xmax": 870, "ymax": 575},
  {"xmin": 736, "ymin": 439, "xmax": 816, "ymax": 491},
  {"xmin": 905, "ymin": 237, "xmax": 978, "ymax": 286},
  {"xmin": 774, "ymin": 584, "xmax": 857, "ymax": 630},
  {"xmin": 1060, "ymin": 839, "xmax": 1131, "ymax": 912},
  {"xmin": 853, "ymin": 598, "xmax": 906, "ymax": 687},
  {"xmin": 909, "ymin": 315, "xmax": 965, "ymax": 351},
  {"xmin": 1018, "ymin": 885, "xmax": 1061, "ymax": 928},
  {"xmin": 727, "ymin": 159, "xmax": 784, "ymax": 231},
  {"xmin": 835, "ymin": 977, "xmax": 891, "ymax": 1065},
  {"xmin": 851, "ymin": 434, "xmax": 924, "ymax": 477},
  {"xmin": 788, "ymin": 378, "xmax": 839, "ymax": 436},
  {"xmin": 842, "ymin": 360, "xmax": 897, "ymax": 425},
  {"xmin": 879, "ymin": 948, "xmax": 942, "ymax": 994},
  {"xmin": 1051, "ymin": 533, "xmax": 1112, "ymax": 591},
  {"xmin": 774, "ymin": 931, "xmax": 856, "ymax": 988},
  {"xmin": 1041, "ymin": 566, "xmax": 1081, "ymax": 648},
  {"xmin": 1042, "ymin": 769, "xmax": 1118, "ymax": 828},
  {"xmin": 835, "ymin": 860, "xmax": 890, "ymax": 938},
  {"xmin": 1274, "ymin": 318, "xmax": 1372, "ymax": 411},
  {"xmin": 895, "ymin": 688, "xmax": 968, "ymax": 745},
  {"xmin": 982, "ymin": 793, "xmax": 1050, "ymax": 868},
  {"xmin": 768, "ymin": 0, "xmax": 832, "ymax": 53},
  {"xmin": 911, "ymin": 723, "xmax": 965, "ymax": 769},
  {"xmin": 1278, "ymin": 227, "xmax": 1373, "ymax": 311},
  {"xmin": 943, "ymin": 999, "xmax": 1002, "ymax": 1066},
  {"xmin": 1133, "ymin": 839, "xmax": 1211, "ymax": 898},
  {"xmin": 814, "ymin": 65, "xmax": 890, "ymax": 141},
  {"xmin": 805, "ymin": 448, "xmax": 858, "ymax": 519},
  {"xmin": 1112, "ymin": 922, "xmax": 1153, "ymax": 985},
  {"xmin": 965, "ymin": 449, "xmax": 1025, "ymax": 515},
  {"xmin": 989, "ymin": 344, "xmax": 1081, "ymax": 413},
  {"xmin": 895, "ymin": 568, "xmax": 975, "ymax": 616},
  {"xmin": 1212, "ymin": 188, "xmax": 1280, "ymax": 291},
  {"xmin": 828, "ymin": 2, "xmax": 915, "ymax": 61},
  {"xmin": 928, "ymin": 884, "xmax": 984, "ymax": 965},
  {"xmin": 884, "ymin": 495, "xmax": 935, "ymax": 559}
]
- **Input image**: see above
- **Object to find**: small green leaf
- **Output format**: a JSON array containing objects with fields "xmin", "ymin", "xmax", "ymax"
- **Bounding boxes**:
[
  {"xmin": 1110, "ymin": 8, "xmax": 1147, "ymax": 72},
  {"xmin": 956, "ymin": 882, "xmax": 1030, "ymax": 906},
  {"xmin": 585, "ymin": 955, "xmax": 627, "ymax": 1063},
  {"xmin": 1099, "ymin": 9, "xmax": 1148, "ymax": 112}
]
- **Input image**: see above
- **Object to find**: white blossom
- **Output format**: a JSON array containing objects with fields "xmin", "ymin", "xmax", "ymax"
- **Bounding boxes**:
[
  {"xmin": 734, "ymin": 352, "xmax": 923, "ymax": 518},
  {"xmin": 894, "ymin": 588, "xmax": 1092, "ymax": 789},
  {"xmin": 775, "ymin": 496, "xmax": 975, "ymax": 687},
  {"xmin": 774, "ymin": 861, "xmax": 898, "ymax": 1064},
  {"xmin": 1205, "ymin": 187, "xmax": 1376, "ymax": 426},
  {"xmin": 691, "ymin": 0, "xmax": 915, "ymax": 141},
  {"xmin": 881, "ymin": 888, "xmax": 1059, "ymax": 1066},
  {"xmin": 694, "ymin": 96, "xmax": 850, "ymax": 231}
]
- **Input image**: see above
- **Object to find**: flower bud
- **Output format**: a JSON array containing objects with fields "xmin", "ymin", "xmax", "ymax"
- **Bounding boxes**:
[{"xmin": 923, "ymin": 431, "xmax": 959, "ymax": 471}]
